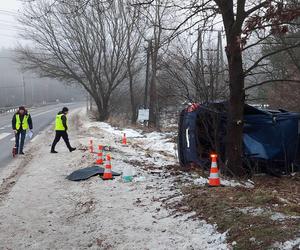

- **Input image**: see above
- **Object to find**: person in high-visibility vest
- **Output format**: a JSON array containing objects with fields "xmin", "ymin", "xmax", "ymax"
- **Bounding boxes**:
[
  {"xmin": 11, "ymin": 106, "xmax": 33, "ymax": 155},
  {"xmin": 50, "ymin": 107, "xmax": 76, "ymax": 153}
]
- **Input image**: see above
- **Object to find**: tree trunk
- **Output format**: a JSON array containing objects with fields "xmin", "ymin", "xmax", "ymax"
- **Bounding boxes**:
[
  {"xmin": 148, "ymin": 66, "xmax": 158, "ymax": 127},
  {"xmin": 144, "ymin": 42, "xmax": 150, "ymax": 108},
  {"xmin": 225, "ymin": 36, "xmax": 245, "ymax": 176},
  {"xmin": 214, "ymin": 0, "xmax": 247, "ymax": 176},
  {"xmin": 94, "ymin": 97, "xmax": 110, "ymax": 121},
  {"xmin": 129, "ymin": 75, "xmax": 137, "ymax": 124},
  {"xmin": 131, "ymin": 105, "xmax": 137, "ymax": 124},
  {"xmin": 127, "ymin": 39, "xmax": 138, "ymax": 124},
  {"xmin": 148, "ymin": 41, "xmax": 158, "ymax": 128}
]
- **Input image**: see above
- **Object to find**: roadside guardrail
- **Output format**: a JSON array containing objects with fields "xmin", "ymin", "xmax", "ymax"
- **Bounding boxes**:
[
  {"xmin": 0, "ymin": 106, "xmax": 19, "ymax": 115},
  {"xmin": 0, "ymin": 102, "xmax": 64, "ymax": 115}
]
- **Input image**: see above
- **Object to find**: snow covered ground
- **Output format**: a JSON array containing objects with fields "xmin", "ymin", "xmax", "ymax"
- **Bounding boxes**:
[{"xmin": 0, "ymin": 108, "xmax": 229, "ymax": 250}]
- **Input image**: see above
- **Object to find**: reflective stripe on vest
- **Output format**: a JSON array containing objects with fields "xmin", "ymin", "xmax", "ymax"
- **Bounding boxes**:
[
  {"xmin": 16, "ymin": 114, "xmax": 29, "ymax": 130},
  {"xmin": 55, "ymin": 114, "xmax": 67, "ymax": 131}
]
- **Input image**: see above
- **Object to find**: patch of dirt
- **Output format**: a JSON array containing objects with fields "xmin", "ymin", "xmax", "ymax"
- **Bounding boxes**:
[
  {"xmin": 252, "ymin": 174, "xmax": 300, "ymax": 209},
  {"xmin": 167, "ymin": 174, "xmax": 300, "ymax": 250},
  {"xmin": 0, "ymin": 147, "xmax": 36, "ymax": 203},
  {"xmin": 66, "ymin": 199, "xmax": 96, "ymax": 221},
  {"xmin": 122, "ymin": 159, "xmax": 157, "ymax": 171},
  {"xmin": 164, "ymin": 164, "xmax": 183, "ymax": 176}
]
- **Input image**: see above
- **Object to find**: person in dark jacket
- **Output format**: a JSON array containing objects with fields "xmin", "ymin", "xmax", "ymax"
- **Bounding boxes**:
[
  {"xmin": 12, "ymin": 106, "xmax": 33, "ymax": 155},
  {"xmin": 51, "ymin": 107, "xmax": 76, "ymax": 153}
]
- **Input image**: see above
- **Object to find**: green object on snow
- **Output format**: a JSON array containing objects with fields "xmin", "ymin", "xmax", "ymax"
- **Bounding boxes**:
[{"xmin": 123, "ymin": 175, "xmax": 133, "ymax": 182}]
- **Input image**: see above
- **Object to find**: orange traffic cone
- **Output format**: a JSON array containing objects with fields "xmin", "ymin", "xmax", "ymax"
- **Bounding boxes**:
[
  {"xmin": 208, "ymin": 154, "xmax": 221, "ymax": 187},
  {"xmin": 102, "ymin": 154, "xmax": 113, "ymax": 180},
  {"xmin": 122, "ymin": 133, "xmax": 127, "ymax": 145},
  {"xmin": 95, "ymin": 145, "xmax": 104, "ymax": 165},
  {"xmin": 89, "ymin": 139, "xmax": 94, "ymax": 153}
]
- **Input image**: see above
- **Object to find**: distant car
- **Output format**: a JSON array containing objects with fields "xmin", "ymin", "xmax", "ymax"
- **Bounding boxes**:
[{"xmin": 178, "ymin": 102, "xmax": 300, "ymax": 176}]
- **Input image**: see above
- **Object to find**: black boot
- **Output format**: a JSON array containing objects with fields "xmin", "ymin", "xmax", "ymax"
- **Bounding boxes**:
[
  {"xmin": 69, "ymin": 147, "xmax": 76, "ymax": 152},
  {"xmin": 51, "ymin": 148, "xmax": 58, "ymax": 153}
]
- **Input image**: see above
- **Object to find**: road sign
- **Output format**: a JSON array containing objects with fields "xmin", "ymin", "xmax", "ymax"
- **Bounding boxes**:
[{"xmin": 138, "ymin": 109, "xmax": 149, "ymax": 122}]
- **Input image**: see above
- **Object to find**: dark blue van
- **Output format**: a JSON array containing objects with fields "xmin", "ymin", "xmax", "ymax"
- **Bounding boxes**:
[{"xmin": 178, "ymin": 102, "xmax": 300, "ymax": 175}]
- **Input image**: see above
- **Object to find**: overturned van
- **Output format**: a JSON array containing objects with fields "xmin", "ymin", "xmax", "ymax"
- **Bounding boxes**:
[{"xmin": 178, "ymin": 102, "xmax": 300, "ymax": 175}]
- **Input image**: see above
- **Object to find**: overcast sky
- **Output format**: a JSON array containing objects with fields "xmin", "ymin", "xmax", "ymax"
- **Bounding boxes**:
[{"xmin": 0, "ymin": 0, "xmax": 23, "ymax": 49}]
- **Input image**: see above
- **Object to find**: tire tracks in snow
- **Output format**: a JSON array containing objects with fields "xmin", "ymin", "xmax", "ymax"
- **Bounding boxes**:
[{"xmin": 0, "ymin": 144, "xmax": 39, "ymax": 204}]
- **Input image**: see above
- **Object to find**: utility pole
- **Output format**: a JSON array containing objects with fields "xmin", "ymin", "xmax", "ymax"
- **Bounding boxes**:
[
  {"xmin": 86, "ymin": 93, "xmax": 89, "ymax": 112},
  {"xmin": 148, "ymin": 39, "xmax": 158, "ymax": 128},
  {"xmin": 31, "ymin": 81, "xmax": 34, "ymax": 105},
  {"xmin": 144, "ymin": 41, "xmax": 150, "ymax": 109},
  {"xmin": 199, "ymin": 30, "xmax": 206, "ymax": 89},
  {"xmin": 196, "ymin": 28, "xmax": 207, "ymax": 102},
  {"xmin": 89, "ymin": 94, "xmax": 93, "ymax": 110},
  {"xmin": 22, "ymin": 75, "xmax": 26, "ymax": 105},
  {"xmin": 219, "ymin": 29, "xmax": 224, "ymax": 68},
  {"xmin": 215, "ymin": 31, "xmax": 220, "ymax": 100},
  {"xmin": 215, "ymin": 30, "xmax": 224, "ymax": 97},
  {"xmin": 196, "ymin": 28, "xmax": 202, "ymax": 101}
]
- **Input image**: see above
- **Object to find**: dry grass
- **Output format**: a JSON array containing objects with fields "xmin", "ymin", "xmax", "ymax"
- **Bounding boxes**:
[
  {"xmin": 71, "ymin": 113, "xmax": 84, "ymax": 131},
  {"xmin": 167, "ymin": 174, "xmax": 300, "ymax": 250},
  {"xmin": 89, "ymin": 109, "xmax": 178, "ymax": 133}
]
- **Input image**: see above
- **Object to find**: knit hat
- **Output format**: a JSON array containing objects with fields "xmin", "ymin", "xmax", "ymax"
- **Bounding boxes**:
[
  {"xmin": 19, "ymin": 106, "xmax": 25, "ymax": 111},
  {"xmin": 62, "ymin": 107, "xmax": 69, "ymax": 113}
]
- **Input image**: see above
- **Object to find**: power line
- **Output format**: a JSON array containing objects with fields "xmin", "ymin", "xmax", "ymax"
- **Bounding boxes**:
[
  {"xmin": 0, "ymin": 85, "xmax": 23, "ymax": 89},
  {"xmin": 0, "ymin": 9, "xmax": 19, "ymax": 15},
  {"xmin": 0, "ymin": 26, "xmax": 24, "ymax": 32},
  {"xmin": 0, "ymin": 34, "xmax": 19, "ymax": 39},
  {"xmin": 0, "ymin": 9, "xmax": 18, "ymax": 13},
  {"xmin": 0, "ymin": 10, "xmax": 19, "ymax": 17},
  {"xmin": 0, "ymin": 25, "xmax": 24, "ymax": 32},
  {"xmin": 0, "ymin": 18, "xmax": 19, "ymax": 24}
]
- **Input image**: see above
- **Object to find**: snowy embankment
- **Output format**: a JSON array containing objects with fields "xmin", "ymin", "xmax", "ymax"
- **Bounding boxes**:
[
  {"xmin": 0, "ymin": 108, "xmax": 228, "ymax": 250},
  {"xmin": 81, "ymin": 111, "xmax": 300, "ymax": 250}
]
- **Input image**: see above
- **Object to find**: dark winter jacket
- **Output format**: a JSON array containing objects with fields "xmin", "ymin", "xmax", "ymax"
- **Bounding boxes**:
[{"xmin": 12, "ymin": 110, "xmax": 33, "ymax": 131}]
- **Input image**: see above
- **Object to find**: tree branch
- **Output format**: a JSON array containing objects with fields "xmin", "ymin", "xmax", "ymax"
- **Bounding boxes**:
[
  {"xmin": 244, "ymin": 41, "xmax": 300, "ymax": 75},
  {"xmin": 244, "ymin": 79, "xmax": 300, "ymax": 91}
]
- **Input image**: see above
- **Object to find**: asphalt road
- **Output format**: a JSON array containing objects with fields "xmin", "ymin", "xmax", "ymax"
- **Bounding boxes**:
[{"xmin": 0, "ymin": 103, "xmax": 83, "ymax": 168}]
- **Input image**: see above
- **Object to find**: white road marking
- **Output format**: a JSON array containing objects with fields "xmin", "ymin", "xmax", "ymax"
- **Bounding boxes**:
[
  {"xmin": 30, "ymin": 134, "xmax": 40, "ymax": 142},
  {"xmin": 30, "ymin": 103, "xmax": 79, "ymax": 118},
  {"xmin": 0, "ymin": 132, "xmax": 11, "ymax": 140},
  {"xmin": 10, "ymin": 137, "xmax": 15, "ymax": 142},
  {"xmin": 0, "ymin": 107, "xmax": 59, "ymax": 129},
  {"xmin": 31, "ymin": 108, "xmax": 59, "ymax": 118}
]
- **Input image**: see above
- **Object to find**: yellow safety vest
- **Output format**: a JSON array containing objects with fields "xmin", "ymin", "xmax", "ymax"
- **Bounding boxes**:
[
  {"xmin": 55, "ymin": 114, "xmax": 67, "ymax": 131},
  {"xmin": 16, "ymin": 114, "xmax": 29, "ymax": 130}
]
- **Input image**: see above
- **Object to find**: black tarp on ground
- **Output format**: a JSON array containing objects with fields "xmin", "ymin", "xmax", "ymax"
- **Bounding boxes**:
[
  {"xmin": 178, "ymin": 102, "xmax": 300, "ymax": 174},
  {"xmin": 66, "ymin": 166, "xmax": 121, "ymax": 181}
]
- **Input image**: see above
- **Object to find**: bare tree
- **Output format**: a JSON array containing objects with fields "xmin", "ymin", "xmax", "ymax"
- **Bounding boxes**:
[
  {"xmin": 17, "ymin": 0, "xmax": 134, "ymax": 121},
  {"xmin": 262, "ymin": 18, "xmax": 300, "ymax": 111},
  {"xmin": 119, "ymin": 0, "xmax": 144, "ymax": 123},
  {"xmin": 134, "ymin": 0, "xmax": 300, "ymax": 175},
  {"xmin": 160, "ymin": 30, "xmax": 228, "ymax": 104},
  {"xmin": 16, "ymin": 0, "xmax": 300, "ymax": 176},
  {"xmin": 161, "ymin": 0, "xmax": 300, "ymax": 176},
  {"xmin": 134, "ymin": 0, "xmax": 175, "ymax": 128}
]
